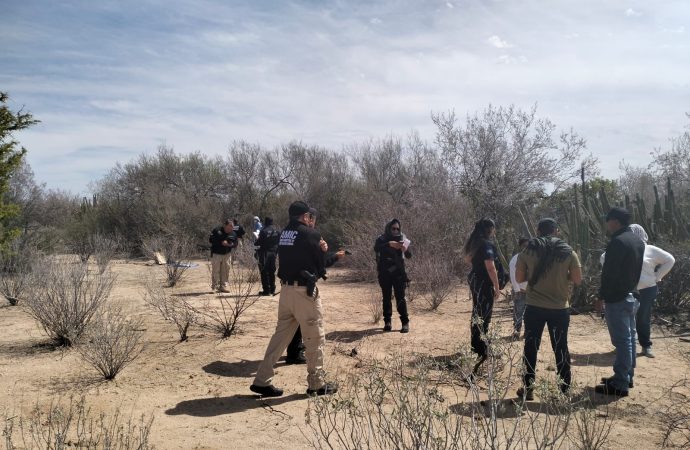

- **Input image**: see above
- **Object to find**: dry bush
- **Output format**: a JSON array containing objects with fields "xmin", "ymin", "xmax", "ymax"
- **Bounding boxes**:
[
  {"xmin": 141, "ymin": 235, "xmax": 195, "ymax": 287},
  {"xmin": 2, "ymin": 395, "xmax": 153, "ymax": 449},
  {"xmin": 306, "ymin": 325, "xmax": 615, "ymax": 450},
  {"xmin": 0, "ymin": 243, "xmax": 36, "ymax": 306},
  {"xmin": 143, "ymin": 280, "xmax": 196, "ymax": 342},
  {"xmin": 655, "ymin": 243, "xmax": 690, "ymax": 315},
  {"xmin": 414, "ymin": 253, "xmax": 456, "ymax": 311},
  {"xmin": 194, "ymin": 245, "xmax": 260, "ymax": 338},
  {"xmin": 76, "ymin": 306, "xmax": 145, "ymax": 380},
  {"xmin": 92, "ymin": 233, "xmax": 122, "ymax": 274},
  {"xmin": 366, "ymin": 288, "xmax": 383, "ymax": 324},
  {"xmin": 661, "ymin": 351, "xmax": 690, "ymax": 448},
  {"xmin": 23, "ymin": 262, "xmax": 115, "ymax": 346}
]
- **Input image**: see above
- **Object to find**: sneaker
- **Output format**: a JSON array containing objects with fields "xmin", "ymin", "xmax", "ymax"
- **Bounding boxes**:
[
  {"xmin": 400, "ymin": 323, "xmax": 410, "ymax": 333},
  {"xmin": 643, "ymin": 347, "xmax": 655, "ymax": 358},
  {"xmin": 600, "ymin": 376, "xmax": 634, "ymax": 389},
  {"xmin": 285, "ymin": 353, "xmax": 307, "ymax": 365},
  {"xmin": 219, "ymin": 287, "xmax": 230, "ymax": 293},
  {"xmin": 383, "ymin": 322, "xmax": 392, "ymax": 332},
  {"xmin": 594, "ymin": 382, "xmax": 628, "ymax": 397},
  {"xmin": 250, "ymin": 384, "xmax": 284, "ymax": 397},
  {"xmin": 258, "ymin": 291, "xmax": 269, "ymax": 296},
  {"xmin": 307, "ymin": 382, "xmax": 338, "ymax": 396},
  {"xmin": 516, "ymin": 386, "xmax": 534, "ymax": 401}
]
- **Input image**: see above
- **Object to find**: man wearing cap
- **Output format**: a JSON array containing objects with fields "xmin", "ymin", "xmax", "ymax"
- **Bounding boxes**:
[
  {"xmin": 250, "ymin": 201, "xmax": 337, "ymax": 397},
  {"xmin": 595, "ymin": 207, "xmax": 645, "ymax": 397},
  {"xmin": 515, "ymin": 218, "xmax": 582, "ymax": 400},
  {"xmin": 255, "ymin": 216, "xmax": 280, "ymax": 296},
  {"xmin": 208, "ymin": 219, "xmax": 237, "ymax": 293}
]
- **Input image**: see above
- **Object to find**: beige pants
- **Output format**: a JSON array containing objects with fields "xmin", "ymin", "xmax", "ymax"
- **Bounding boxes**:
[
  {"xmin": 211, "ymin": 253, "xmax": 231, "ymax": 289},
  {"xmin": 253, "ymin": 285, "xmax": 326, "ymax": 390}
]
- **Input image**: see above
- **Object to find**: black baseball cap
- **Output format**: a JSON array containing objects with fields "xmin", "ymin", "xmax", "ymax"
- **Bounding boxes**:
[{"xmin": 288, "ymin": 200, "xmax": 310, "ymax": 217}]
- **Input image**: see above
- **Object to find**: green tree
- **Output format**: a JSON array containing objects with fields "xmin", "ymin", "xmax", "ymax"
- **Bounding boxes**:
[{"xmin": 0, "ymin": 92, "xmax": 39, "ymax": 252}]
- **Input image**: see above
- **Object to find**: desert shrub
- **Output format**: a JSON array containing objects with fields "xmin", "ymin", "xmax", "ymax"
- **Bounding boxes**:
[
  {"xmin": 2, "ymin": 395, "xmax": 153, "ymax": 449},
  {"xmin": 194, "ymin": 245, "xmax": 260, "ymax": 338},
  {"xmin": 143, "ymin": 280, "xmax": 196, "ymax": 342},
  {"xmin": 23, "ymin": 262, "xmax": 115, "ymax": 346},
  {"xmin": 366, "ymin": 288, "xmax": 383, "ymax": 324},
  {"xmin": 76, "ymin": 306, "xmax": 144, "ymax": 380},
  {"xmin": 0, "ymin": 241, "xmax": 36, "ymax": 306},
  {"xmin": 414, "ymin": 253, "xmax": 457, "ymax": 311},
  {"xmin": 92, "ymin": 233, "xmax": 122, "ymax": 274},
  {"xmin": 141, "ymin": 235, "xmax": 195, "ymax": 287}
]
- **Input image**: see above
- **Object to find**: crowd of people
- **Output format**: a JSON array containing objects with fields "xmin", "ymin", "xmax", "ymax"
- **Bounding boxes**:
[{"xmin": 210, "ymin": 202, "xmax": 674, "ymax": 401}]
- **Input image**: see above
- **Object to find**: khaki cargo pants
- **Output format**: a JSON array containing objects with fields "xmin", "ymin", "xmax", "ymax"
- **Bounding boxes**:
[
  {"xmin": 210, "ymin": 252, "xmax": 231, "ymax": 290},
  {"xmin": 253, "ymin": 284, "xmax": 326, "ymax": 391}
]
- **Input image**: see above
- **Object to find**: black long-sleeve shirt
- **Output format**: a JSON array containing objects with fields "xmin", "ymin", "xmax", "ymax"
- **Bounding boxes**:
[
  {"xmin": 374, "ymin": 235, "xmax": 412, "ymax": 279},
  {"xmin": 209, "ymin": 227, "xmax": 237, "ymax": 255},
  {"xmin": 600, "ymin": 226, "xmax": 645, "ymax": 303},
  {"xmin": 256, "ymin": 224, "xmax": 280, "ymax": 255},
  {"xmin": 277, "ymin": 219, "xmax": 325, "ymax": 282}
]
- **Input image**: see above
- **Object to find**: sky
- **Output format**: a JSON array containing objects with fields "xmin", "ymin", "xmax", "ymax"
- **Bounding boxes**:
[{"xmin": 1, "ymin": 0, "xmax": 689, "ymax": 194}]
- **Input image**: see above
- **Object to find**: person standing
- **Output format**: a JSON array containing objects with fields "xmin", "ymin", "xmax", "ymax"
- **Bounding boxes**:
[
  {"xmin": 595, "ymin": 207, "xmax": 645, "ymax": 397},
  {"xmin": 255, "ymin": 216, "xmax": 280, "ymax": 296},
  {"xmin": 208, "ymin": 219, "xmax": 237, "ymax": 293},
  {"xmin": 250, "ymin": 201, "xmax": 337, "ymax": 397},
  {"xmin": 509, "ymin": 237, "xmax": 530, "ymax": 339},
  {"xmin": 515, "ymin": 219, "xmax": 582, "ymax": 400},
  {"xmin": 374, "ymin": 219, "xmax": 412, "ymax": 333},
  {"xmin": 463, "ymin": 218, "xmax": 501, "ymax": 372},
  {"xmin": 601, "ymin": 224, "xmax": 675, "ymax": 359}
]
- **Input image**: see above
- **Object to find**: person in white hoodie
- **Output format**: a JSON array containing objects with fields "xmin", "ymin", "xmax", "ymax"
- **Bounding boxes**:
[
  {"xmin": 600, "ymin": 224, "xmax": 675, "ymax": 358},
  {"xmin": 509, "ymin": 237, "xmax": 529, "ymax": 339}
]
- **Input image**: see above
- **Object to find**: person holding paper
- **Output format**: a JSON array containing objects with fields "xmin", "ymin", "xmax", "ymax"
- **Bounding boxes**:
[{"xmin": 374, "ymin": 219, "xmax": 412, "ymax": 333}]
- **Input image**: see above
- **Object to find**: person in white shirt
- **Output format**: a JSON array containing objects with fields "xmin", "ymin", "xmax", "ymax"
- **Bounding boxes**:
[
  {"xmin": 509, "ymin": 237, "xmax": 530, "ymax": 339},
  {"xmin": 600, "ymin": 224, "xmax": 675, "ymax": 358}
]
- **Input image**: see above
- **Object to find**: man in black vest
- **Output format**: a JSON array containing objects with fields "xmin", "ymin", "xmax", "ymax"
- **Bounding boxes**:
[{"xmin": 255, "ymin": 216, "xmax": 280, "ymax": 296}]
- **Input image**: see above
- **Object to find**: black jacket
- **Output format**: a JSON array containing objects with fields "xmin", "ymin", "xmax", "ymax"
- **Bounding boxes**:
[
  {"xmin": 209, "ymin": 226, "xmax": 237, "ymax": 255},
  {"xmin": 600, "ymin": 226, "xmax": 645, "ymax": 303},
  {"xmin": 374, "ymin": 219, "xmax": 412, "ymax": 280},
  {"xmin": 256, "ymin": 222, "xmax": 280, "ymax": 255},
  {"xmin": 277, "ymin": 219, "xmax": 326, "ymax": 282}
]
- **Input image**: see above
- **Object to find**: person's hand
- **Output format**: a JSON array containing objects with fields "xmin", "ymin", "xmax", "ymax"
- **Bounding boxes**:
[
  {"xmin": 335, "ymin": 250, "xmax": 346, "ymax": 259},
  {"xmin": 319, "ymin": 239, "xmax": 328, "ymax": 252},
  {"xmin": 221, "ymin": 240, "xmax": 230, "ymax": 247},
  {"xmin": 389, "ymin": 241, "xmax": 403, "ymax": 250},
  {"xmin": 594, "ymin": 299, "xmax": 604, "ymax": 313},
  {"xmin": 493, "ymin": 286, "xmax": 501, "ymax": 300}
]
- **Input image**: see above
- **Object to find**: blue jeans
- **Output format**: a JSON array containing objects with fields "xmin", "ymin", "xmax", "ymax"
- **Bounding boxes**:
[
  {"xmin": 512, "ymin": 291, "xmax": 526, "ymax": 332},
  {"xmin": 604, "ymin": 294, "xmax": 638, "ymax": 390},
  {"xmin": 636, "ymin": 285, "xmax": 658, "ymax": 349}
]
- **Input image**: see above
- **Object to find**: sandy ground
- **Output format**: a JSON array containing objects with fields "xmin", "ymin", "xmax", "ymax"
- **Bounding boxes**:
[{"xmin": 1, "ymin": 258, "xmax": 690, "ymax": 449}]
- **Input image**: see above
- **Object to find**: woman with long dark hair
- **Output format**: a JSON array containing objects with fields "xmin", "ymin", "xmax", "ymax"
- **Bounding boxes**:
[{"xmin": 463, "ymin": 218, "xmax": 501, "ymax": 371}]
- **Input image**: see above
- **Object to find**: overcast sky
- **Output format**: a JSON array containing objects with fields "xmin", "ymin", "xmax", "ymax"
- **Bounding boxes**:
[{"xmin": 2, "ymin": 0, "xmax": 689, "ymax": 194}]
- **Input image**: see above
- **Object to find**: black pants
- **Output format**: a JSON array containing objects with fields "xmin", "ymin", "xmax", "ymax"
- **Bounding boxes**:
[
  {"xmin": 469, "ymin": 274, "xmax": 494, "ymax": 358},
  {"xmin": 286, "ymin": 326, "xmax": 304, "ymax": 359},
  {"xmin": 522, "ymin": 305, "xmax": 571, "ymax": 390},
  {"xmin": 258, "ymin": 252, "xmax": 277, "ymax": 294},
  {"xmin": 379, "ymin": 274, "xmax": 409, "ymax": 325}
]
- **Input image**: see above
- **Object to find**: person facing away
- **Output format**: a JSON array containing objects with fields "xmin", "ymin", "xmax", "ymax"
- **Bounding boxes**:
[
  {"xmin": 509, "ymin": 237, "xmax": 530, "ymax": 339},
  {"xmin": 208, "ymin": 219, "xmax": 237, "ymax": 293},
  {"xmin": 594, "ymin": 207, "xmax": 645, "ymax": 397},
  {"xmin": 250, "ymin": 200, "xmax": 336, "ymax": 398},
  {"xmin": 374, "ymin": 219, "xmax": 412, "ymax": 333},
  {"xmin": 463, "ymin": 218, "xmax": 501, "ymax": 373},
  {"xmin": 600, "ymin": 223, "xmax": 675, "ymax": 359},
  {"xmin": 255, "ymin": 216, "xmax": 280, "ymax": 296},
  {"xmin": 515, "ymin": 218, "xmax": 582, "ymax": 400}
]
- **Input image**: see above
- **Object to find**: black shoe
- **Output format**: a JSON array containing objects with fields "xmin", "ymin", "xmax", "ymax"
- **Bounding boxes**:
[
  {"xmin": 258, "ymin": 291, "xmax": 269, "ymax": 296},
  {"xmin": 383, "ymin": 322, "xmax": 392, "ymax": 332},
  {"xmin": 250, "ymin": 384, "xmax": 284, "ymax": 397},
  {"xmin": 600, "ymin": 376, "xmax": 633, "ymax": 389},
  {"xmin": 594, "ymin": 382, "xmax": 628, "ymax": 397},
  {"xmin": 400, "ymin": 323, "xmax": 409, "ymax": 333},
  {"xmin": 307, "ymin": 382, "xmax": 338, "ymax": 396},
  {"xmin": 285, "ymin": 354, "xmax": 307, "ymax": 365},
  {"xmin": 516, "ymin": 386, "xmax": 534, "ymax": 401}
]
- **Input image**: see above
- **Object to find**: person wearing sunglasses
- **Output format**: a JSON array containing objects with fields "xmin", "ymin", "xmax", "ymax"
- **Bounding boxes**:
[{"xmin": 374, "ymin": 219, "xmax": 412, "ymax": 333}]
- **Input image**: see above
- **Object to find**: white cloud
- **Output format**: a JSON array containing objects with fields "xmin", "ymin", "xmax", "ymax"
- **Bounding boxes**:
[
  {"xmin": 370, "ymin": 17, "xmax": 382, "ymax": 25},
  {"xmin": 625, "ymin": 8, "xmax": 642, "ymax": 17},
  {"xmin": 446, "ymin": 2, "xmax": 454, "ymax": 9},
  {"xmin": 487, "ymin": 35, "xmax": 513, "ymax": 48}
]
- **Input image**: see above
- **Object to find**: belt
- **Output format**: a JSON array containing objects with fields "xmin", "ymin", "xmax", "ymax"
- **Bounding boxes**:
[{"xmin": 281, "ymin": 279, "xmax": 308, "ymax": 287}]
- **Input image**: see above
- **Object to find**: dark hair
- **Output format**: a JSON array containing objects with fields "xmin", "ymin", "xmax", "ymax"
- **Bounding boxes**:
[
  {"xmin": 463, "ymin": 218, "xmax": 496, "ymax": 258},
  {"xmin": 223, "ymin": 219, "xmax": 233, "ymax": 226},
  {"xmin": 518, "ymin": 237, "xmax": 529, "ymax": 246},
  {"xmin": 537, "ymin": 218, "xmax": 558, "ymax": 236}
]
